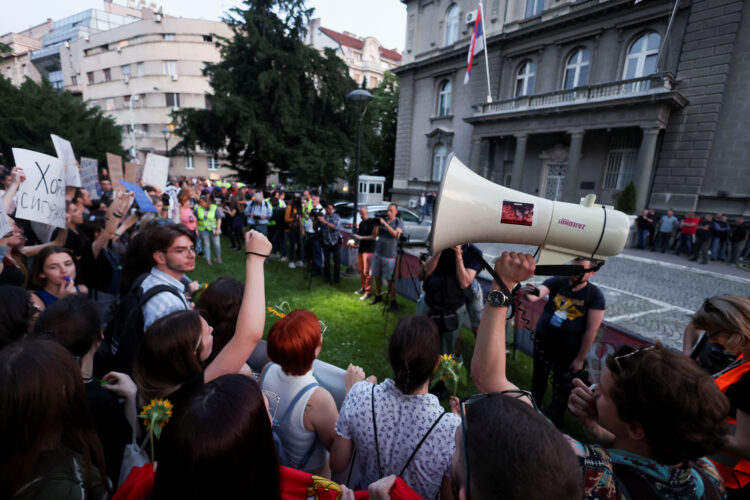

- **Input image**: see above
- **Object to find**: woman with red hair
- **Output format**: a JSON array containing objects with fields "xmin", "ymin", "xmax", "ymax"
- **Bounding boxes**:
[{"xmin": 260, "ymin": 310, "xmax": 339, "ymax": 477}]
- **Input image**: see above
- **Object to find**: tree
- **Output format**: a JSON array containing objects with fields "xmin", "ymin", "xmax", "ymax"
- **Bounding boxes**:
[
  {"xmin": 173, "ymin": 0, "xmax": 357, "ymax": 190},
  {"xmin": 0, "ymin": 77, "xmax": 125, "ymax": 167},
  {"xmin": 360, "ymin": 71, "xmax": 399, "ymax": 193}
]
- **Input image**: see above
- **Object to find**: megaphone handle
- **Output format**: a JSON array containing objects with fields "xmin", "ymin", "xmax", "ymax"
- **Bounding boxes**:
[
  {"xmin": 533, "ymin": 264, "xmax": 588, "ymax": 276},
  {"xmin": 464, "ymin": 246, "xmax": 518, "ymax": 312}
]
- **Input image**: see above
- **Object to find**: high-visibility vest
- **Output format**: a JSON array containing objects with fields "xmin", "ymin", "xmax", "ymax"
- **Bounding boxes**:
[
  {"xmin": 710, "ymin": 355, "xmax": 750, "ymax": 489},
  {"xmin": 196, "ymin": 204, "xmax": 217, "ymax": 231}
]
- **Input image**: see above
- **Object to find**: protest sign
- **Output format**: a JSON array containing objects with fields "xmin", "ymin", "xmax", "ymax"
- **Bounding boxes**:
[
  {"xmin": 50, "ymin": 134, "xmax": 82, "ymax": 188},
  {"xmin": 140, "ymin": 153, "xmax": 169, "ymax": 191},
  {"xmin": 106, "ymin": 153, "xmax": 124, "ymax": 184},
  {"xmin": 124, "ymin": 162, "xmax": 140, "ymax": 184},
  {"xmin": 12, "ymin": 148, "xmax": 67, "ymax": 228},
  {"xmin": 79, "ymin": 157, "xmax": 99, "ymax": 197},
  {"xmin": 0, "ymin": 202, "xmax": 11, "ymax": 237},
  {"xmin": 118, "ymin": 180, "xmax": 157, "ymax": 213}
]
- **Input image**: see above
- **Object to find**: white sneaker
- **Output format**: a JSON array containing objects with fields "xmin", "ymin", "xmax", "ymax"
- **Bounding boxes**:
[
  {"xmin": 296, "ymin": 261, "xmax": 304, "ymax": 267},
  {"xmin": 279, "ymin": 256, "xmax": 288, "ymax": 262},
  {"xmin": 288, "ymin": 262, "xmax": 296, "ymax": 269}
]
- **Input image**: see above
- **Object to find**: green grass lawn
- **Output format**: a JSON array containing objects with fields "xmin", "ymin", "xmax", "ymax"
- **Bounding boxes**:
[{"xmin": 191, "ymin": 236, "xmax": 589, "ymax": 438}]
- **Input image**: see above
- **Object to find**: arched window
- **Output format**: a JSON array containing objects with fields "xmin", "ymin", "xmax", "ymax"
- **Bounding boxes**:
[
  {"xmin": 623, "ymin": 32, "xmax": 660, "ymax": 79},
  {"xmin": 515, "ymin": 60, "xmax": 536, "ymax": 97},
  {"xmin": 563, "ymin": 48, "xmax": 590, "ymax": 89},
  {"xmin": 437, "ymin": 80, "xmax": 452, "ymax": 117},
  {"xmin": 432, "ymin": 143, "xmax": 447, "ymax": 181},
  {"xmin": 445, "ymin": 4, "xmax": 460, "ymax": 46}
]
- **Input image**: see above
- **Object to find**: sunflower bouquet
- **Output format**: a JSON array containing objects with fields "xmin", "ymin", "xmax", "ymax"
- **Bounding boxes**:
[
  {"xmin": 139, "ymin": 398, "xmax": 173, "ymax": 462},
  {"xmin": 267, "ymin": 300, "xmax": 291, "ymax": 320},
  {"xmin": 431, "ymin": 354, "xmax": 468, "ymax": 396}
]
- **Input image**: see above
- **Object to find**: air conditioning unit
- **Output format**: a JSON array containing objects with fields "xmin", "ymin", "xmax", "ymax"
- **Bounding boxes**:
[
  {"xmin": 116, "ymin": 46, "xmax": 121, "ymax": 53},
  {"xmin": 123, "ymin": 75, "xmax": 130, "ymax": 84},
  {"xmin": 466, "ymin": 11, "xmax": 477, "ymax": 24},
  {"xmin": 64, "ymin": 41, "xmax": 70, "ymax": 48},
  {"xmin": 154, "ymin": 14, "xmax": 162, "ymax": 23},
  {"xmin": 170, "ymin": 74, "xmax": 178, "ymax": 81}
]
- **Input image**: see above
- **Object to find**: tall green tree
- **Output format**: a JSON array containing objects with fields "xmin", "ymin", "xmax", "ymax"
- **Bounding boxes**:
[
  {"xmin": 360, "ymin": 71, "xmax": 399, "ymax": 192},
  {"xmin": 173, "ymin": 0, "xmax": 357, "ymax": 190},
  {"xmin": 0, "ymin": 77, "xmax": 125, "ymax": 166}
]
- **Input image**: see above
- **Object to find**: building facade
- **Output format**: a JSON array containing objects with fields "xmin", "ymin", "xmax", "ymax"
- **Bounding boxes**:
[
  {"xmin": 64, "ymin": 16, "xmax": 233, "ymax": 178},
  {"xmin": 393, "ymin": 0, "xmax": 750, "ymax": 216},
  {"xmin": 306, "ymin": 18, "xmax": 402, "ymax": 88}
]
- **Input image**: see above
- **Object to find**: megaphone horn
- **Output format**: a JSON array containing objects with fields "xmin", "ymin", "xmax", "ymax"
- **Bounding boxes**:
[{"xmin": 429, "ymin": 154, "xmax": 630, "ymax": 268}]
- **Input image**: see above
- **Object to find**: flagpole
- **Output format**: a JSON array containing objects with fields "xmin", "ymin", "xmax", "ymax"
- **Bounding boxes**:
[
  {"xmin": 479, "ymin": 1, "xmax": 492, "ymax": 103},
  {"xmin": 655, "ymin": 0, "xmax": 680, "ymax": 73}
]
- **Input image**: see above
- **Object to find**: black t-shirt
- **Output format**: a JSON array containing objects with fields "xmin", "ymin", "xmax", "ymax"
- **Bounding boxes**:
[
  {"xmin": 536, "ymin": 277, "xmax": 606, "ymax": 350},
  {"xmin": 0, "ymin": 258, "xmax": 25, "ymax": 287},
  {"xmin": 636, "ymin": 215, "xmax": 653, "ymax": 231},
  {"xmin": 724, "ymin": 367, "xmax": 750, "ymax": 420},
  {"xmin": 85, "ymin": 379, "xmax": 132, "ymax": 486},
  {"xmin": 696, "ymin": 218, "xmax": 714, "ymax": 241},
  {"xmin": 730, "ymin": 222, "xmax": 748, "ymax": 243},
  {"xmin": 423, "ymin": 245, "xmax": 482, "ymax": 310},
  {"xmin": 357, "ymin": 218, "xmax": 377, "ymax": 254}
]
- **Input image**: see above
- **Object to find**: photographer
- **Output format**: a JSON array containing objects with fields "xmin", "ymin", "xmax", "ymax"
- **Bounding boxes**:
[
  {"xmin": 523, "ymin": 258, "xmax": 605, "ymax": 429},
  {"xmin": 304, "ymin": 194, "xmax": 323, "ymax": 275},
  {"xmin": 417, "ymin": 244, "xmax": 482, "ymax": 357},
  {"xmin": 369, "ymin": 203, "xmax": 403, "ymax": 312},
  {"xmin": 317, "ymin": 201, "xmax": 342, "ymax": 285}
]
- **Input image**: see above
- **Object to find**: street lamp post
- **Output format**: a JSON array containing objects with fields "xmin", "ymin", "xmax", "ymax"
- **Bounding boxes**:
[
  {"xmin": 161, "ymin": 128, "xmax": 171, "ymax": 157},
  {"xmin": 346, "ymin": 89, "xmax": 374, "ymax": 231},
  {"xmin": 128, "ymin": 94, "xmax": 140, "ymax": 163}
]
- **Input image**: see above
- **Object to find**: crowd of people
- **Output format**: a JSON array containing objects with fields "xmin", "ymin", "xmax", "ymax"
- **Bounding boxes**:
[
  {"xmin": 635, "ymin": 208, "xmax": 748, "ymax": 265},
  {"xmin": 2, "ymin": 162, "xmax": 750, "ymax": 500}
]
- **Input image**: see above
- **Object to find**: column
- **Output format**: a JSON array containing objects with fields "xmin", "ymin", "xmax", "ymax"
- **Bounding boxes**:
[
  {"xmin": 510, "ymin": 133, "xmax": 527, "ymax": 191},
  {"xmin": 633, "ymin": 128, "xmax": 660, "ymax": 212},
  {"xmin": 563, "ymin": 130, "xmax": 584, "ymax": 203}
]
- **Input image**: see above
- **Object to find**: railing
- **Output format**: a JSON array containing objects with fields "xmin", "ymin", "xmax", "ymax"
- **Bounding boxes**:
[{"xmin": 477, "ymin": 73, "xmax": 676, "ymax": 116}]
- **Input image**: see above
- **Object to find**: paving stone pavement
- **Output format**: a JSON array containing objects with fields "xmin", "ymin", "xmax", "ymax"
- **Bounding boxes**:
[{"xmin": 475, "ymin": 242, "xmax": 750, "ymax": 350}]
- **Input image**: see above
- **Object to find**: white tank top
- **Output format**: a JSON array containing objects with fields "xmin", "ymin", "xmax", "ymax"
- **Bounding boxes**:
[{"xmin": 261, "ymin": 364, "xmax": 328, "ymax": 471}]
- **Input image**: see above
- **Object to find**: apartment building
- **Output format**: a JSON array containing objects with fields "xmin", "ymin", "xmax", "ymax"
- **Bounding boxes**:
[
  {"xmin": 306, "ymin": 18, "xmax": 402, "ymax": 88},
  {"xmin": 393, "ymin": 0, "xmax": 750, "ymax": 216}
]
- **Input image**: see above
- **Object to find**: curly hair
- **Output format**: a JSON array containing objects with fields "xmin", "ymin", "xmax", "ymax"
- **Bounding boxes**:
[{"xmin": 605, "ymin": 344, "xmax": 728, "ymax": 465}]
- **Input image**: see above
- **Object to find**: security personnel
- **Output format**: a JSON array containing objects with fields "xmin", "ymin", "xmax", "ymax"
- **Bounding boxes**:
[{"xmin": 196, "ymin": 194, "xmax": 222, "ymax": 265}]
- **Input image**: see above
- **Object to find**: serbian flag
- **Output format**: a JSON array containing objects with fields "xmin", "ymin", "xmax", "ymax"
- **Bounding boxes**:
[{"xmin": 464, "ymin": 7, "xmax": 484, "ymax": 84}]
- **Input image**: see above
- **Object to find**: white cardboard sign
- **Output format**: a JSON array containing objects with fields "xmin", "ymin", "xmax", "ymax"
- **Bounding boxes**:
[
  {"xmin": 50, "ymin": 134, "xmax": 82, "ymax": 187},
  {"xmin": 140, "ymin": 153, "xmax": 169, "ymax": 191},
  {"xmin": 12, "ymin": 148, "xmax": 67, "ymax": 229},
  {"xmin": 79, "ymin": 157, "xmax": 99, "ymax": 196}
]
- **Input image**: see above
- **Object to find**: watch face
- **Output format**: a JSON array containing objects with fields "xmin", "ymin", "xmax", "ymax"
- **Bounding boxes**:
[{"xmin": 488, "ymin": 290, "xmax": 508, "ymax": 307}]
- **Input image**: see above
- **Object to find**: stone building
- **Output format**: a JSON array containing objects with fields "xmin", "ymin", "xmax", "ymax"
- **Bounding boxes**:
[
  {"xmin": 392, "ymin": 0, "xmax": 750, "ymax": 216},
  {"xmin": 306, "ymin": 18, "xmax": 402, "ymax": 88}
]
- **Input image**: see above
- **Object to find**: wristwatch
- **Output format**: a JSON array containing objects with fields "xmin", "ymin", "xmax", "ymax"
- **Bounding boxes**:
[{"xmin": 487, "ymin": 289, "xmax": 512, "ymax": 307}]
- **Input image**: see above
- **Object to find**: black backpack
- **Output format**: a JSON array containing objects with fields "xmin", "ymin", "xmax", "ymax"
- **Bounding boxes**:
[{"xmin": 94, "ymin": 273, "xmax": 183, "ymax": 378}]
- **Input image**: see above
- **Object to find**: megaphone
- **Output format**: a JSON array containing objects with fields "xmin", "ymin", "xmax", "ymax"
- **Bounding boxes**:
[{"xmin": 430, "ymin": 154, "xmax": 630, "ymax": 267}]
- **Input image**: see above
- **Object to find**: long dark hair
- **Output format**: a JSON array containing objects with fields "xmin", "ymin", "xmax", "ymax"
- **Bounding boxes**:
[
  {"xmin": 26, "ymin": 245, "xmax": 74, "ymax": 290},
  {"xmin": 0, "ymin": 285, "xmax": 34, "ymax": 349},
  {"xmin": 195, "ymin": 276, "xmax": 244, "ymax": 364},
  {"xmin": 152, "ymin": 374, "xmax": 281, "ymax": 499},
  {"xmin": 0, "ymin": 338, "xmax": 108, "ymax": 498},
  {"xmin": 388, "ymin": 314, "xmax": 440, "ymax": 393}
]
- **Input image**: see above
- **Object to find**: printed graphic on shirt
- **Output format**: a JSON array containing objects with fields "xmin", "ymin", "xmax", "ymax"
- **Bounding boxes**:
[{"xmin": 552, "ymin": 294, "xmax": 585, "ymax": 321}]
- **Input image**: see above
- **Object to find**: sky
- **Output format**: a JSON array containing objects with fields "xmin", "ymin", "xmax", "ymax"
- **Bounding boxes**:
[{"xmin": 3, "ymin": 0, "xmax": 408, "ymax": 52}]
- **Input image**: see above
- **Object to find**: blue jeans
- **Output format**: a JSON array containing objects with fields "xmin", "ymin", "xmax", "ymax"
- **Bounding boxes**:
[
  {"xmin": 637, "ymin": 229, "xmax": 649, "ymax": 249},
  {"xmin": 675, "ymin": 233, "xmax": 693, "ymax": 256},
  {"xmin": 199, "ymin": 230, "xmax": 221, "ymax": 262},
  {"xmin": 305, "ymin": 233, "xmax": 322, "ymax": 273},
  {"xmin": 285, "ymin": 232, "xmax": 302, "ymax": 262},
  {"xmin": 711, "ymin": 238, "xmax": 727, "ymax": 261}
]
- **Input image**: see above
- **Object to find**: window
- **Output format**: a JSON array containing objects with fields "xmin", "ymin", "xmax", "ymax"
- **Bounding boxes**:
[
  {"xmin": 118, "ymin": 39, "xmax": 129, "ymax": 49},
  {"xmin": 163, "ymin": 60, "xmax": 177, "ymax": 77},
  {"xmin": 122, "ymin": 64, "xmax": 131, "ymax": 76},
  {"xmin": 444, "ymin": 4, "xmax": 460, "ymax": 46},
  {"xmin": 603, "ymin": 136, "xmax": 639, "ymax": 190},
  {"xmin": 563, "ymin": 48, "xmax": 590, "ymax": 89},
  {"xmin": 87, "ymin": 71, "xmax": 94, "ymax": 84},
  {"xmin": 208, "ymin": 157, "xmax": 218, "ymax": 171},
  {"xmin": 166, "ymin": 93, "xmax": 180, "ymax": 108},
  {"xmin": 437, "ymin": 80, "xmax": 452, "ymax": 117},
  {"xmin": 369, "ymin": 76, "xmax": 378, "ymax": 88},
  {"xmin": 400, "ymin": 210, "xmax": 419, "ymax": 222},
  {"xmin": 623, "ymin": 32, "xmax": 660, "ymax": 79},
  {"xmin": 105, "ymin": 98, "xmax": 115, "ymax": 110},
  {"xmin": 204, "ymin": 95, "xmax": 212, "ymax": 110},
  {"xmin": 163, "ymin": 33, "xmax": 175, "ymax": 41},
  {"xmin": 432, "ymin": 143, "xmax": 447, "ymax": 181},
  {"xmin": 103, "ymin": 68, "xmax": 111, "ymax": 81},
  {"xmin": 71, "ymin": 75, "xmax": 77, "ymax": 86},
  {"xmin": 142, "ymin": 124, "xmax": 149, "ymax": 134},
  {"xmin": 515, "ymin": 60, "xmax": 536, "ymax": 97},
  {"xmin": 525, "ymin": 0, "xmax": 545, "ymax": 18},
  {"xmin": 185, "ymin": 156, "xmax": 194, "ymax": 170},
  {"xmin": 137, "ymin": 62, "xmax": 145, "ymax": 77},
  {"xmin": 202, "ymin": 35, "xmax": 213, "ymax": 42}
]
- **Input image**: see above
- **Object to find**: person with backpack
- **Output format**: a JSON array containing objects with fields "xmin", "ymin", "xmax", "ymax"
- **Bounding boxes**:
[
  {"xmin": 523, "ymin": 257, "xmax": 605, "ymax": 429},
  {"xmin": 472, "ymin": 252, "xmax": 728, "ymax": 500},
  {"xmin": 259, "ymin": 310, "xmax": 340, "ymax": 477},
  {"xmin": 331, "ymin": 314, "xmax": 460, "ymax": 499}
]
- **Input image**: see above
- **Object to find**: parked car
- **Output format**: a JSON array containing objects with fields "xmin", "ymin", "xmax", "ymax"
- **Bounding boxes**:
[{"xmin": 334, "ymin": 203, "xmax": 431, "ymax": 244}]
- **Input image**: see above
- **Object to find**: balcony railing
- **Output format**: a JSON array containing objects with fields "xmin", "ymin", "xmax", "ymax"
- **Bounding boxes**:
[{"xmin": 476, "ymin": 74, "xmax": 677, "ymax": 116}]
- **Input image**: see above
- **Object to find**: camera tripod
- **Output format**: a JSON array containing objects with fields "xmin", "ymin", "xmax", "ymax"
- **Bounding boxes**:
[{"xmin": 381, "ymin": 242, "xmax": 424, "ymax": 335}]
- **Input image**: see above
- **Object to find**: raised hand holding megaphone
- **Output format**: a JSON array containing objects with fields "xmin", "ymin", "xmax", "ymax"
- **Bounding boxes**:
[{"xmin": 430, "ymin": 154, "xmax": 630, "ymax": 273}]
